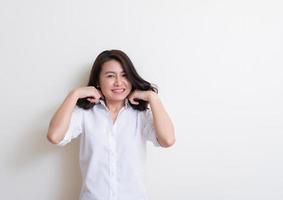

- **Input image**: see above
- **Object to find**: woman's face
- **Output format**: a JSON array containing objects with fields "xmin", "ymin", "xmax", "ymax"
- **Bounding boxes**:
[{"xmin": 99, "ymin": 60, "xmax": 132, "ymax": 103}]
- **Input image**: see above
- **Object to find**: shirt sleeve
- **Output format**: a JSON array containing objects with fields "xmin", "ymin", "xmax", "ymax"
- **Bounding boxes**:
[
  {"xmin": 142, "ymin": 108, "xmax": 160, "ymax": 147},
  {"xmin": 57, "ymin": 105, "xmax": 83, "ymax": 146}
]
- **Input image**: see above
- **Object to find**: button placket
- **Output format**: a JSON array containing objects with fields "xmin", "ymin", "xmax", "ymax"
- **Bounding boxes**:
[
  {"xmin": 110, "ymin": 191, "xmax": 116, "ymax": 200},
  {"xmin": 109, "ymin": 128, "xmax": 117, "ymax": 199},
  {"xmin": 106, "ymin": 106, "xmax": 126, "ymax": 200}
]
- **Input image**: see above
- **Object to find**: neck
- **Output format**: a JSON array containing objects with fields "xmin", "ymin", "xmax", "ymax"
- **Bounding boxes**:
[{"xmin": 105, "ymin": 99, "xmax": 125, "ymax": 113}]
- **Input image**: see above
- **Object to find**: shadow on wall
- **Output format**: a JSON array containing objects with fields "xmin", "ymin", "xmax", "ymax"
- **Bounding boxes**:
[
  {"xmin": 6, "ymin": 65, "xmax": 92, "ymax": 200},
  {"xmin": 9, "ymin": 111, "xmax": 82, "ymax": 200}
]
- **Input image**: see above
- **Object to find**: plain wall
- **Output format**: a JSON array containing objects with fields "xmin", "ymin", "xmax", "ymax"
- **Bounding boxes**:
[{"xmin": 0, "ymin": 0, "xmax": 282, "ymax": 199}]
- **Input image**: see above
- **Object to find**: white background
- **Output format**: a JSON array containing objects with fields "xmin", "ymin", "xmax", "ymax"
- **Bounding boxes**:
[{"xmin": 0, "ymin": 0, "xmax": 282, "ymax": 199}]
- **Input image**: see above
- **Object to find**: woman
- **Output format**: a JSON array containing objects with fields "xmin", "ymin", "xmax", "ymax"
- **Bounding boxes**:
[{"xmin": 47, "ymin": 49, "xmax": 175, "ymax": 200}]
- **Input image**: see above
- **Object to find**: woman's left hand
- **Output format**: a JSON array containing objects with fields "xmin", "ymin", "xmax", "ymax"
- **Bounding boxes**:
[{"xmin": 128, "ymin": 90, "xmax": 155, "ymax": 105}]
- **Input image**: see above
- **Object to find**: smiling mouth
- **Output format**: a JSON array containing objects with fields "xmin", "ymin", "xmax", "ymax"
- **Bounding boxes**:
[{"xmin": 111, "ymin": 89, "xmax": 126, "ymax": 94}]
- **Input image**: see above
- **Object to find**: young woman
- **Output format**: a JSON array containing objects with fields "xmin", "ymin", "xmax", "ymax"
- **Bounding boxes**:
[{"xmin": 47, "ymin": 49, "xmax": 175, "ymax": 200}]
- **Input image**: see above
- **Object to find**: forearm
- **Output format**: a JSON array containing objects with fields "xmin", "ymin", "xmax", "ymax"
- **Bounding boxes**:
[
  {"xmin": 148, "ymin": 92, "xmax": 175, "ymax": 147},
  {"xmin": 47, "ymin": 90, "xmax": 79, "ymax": 144}
]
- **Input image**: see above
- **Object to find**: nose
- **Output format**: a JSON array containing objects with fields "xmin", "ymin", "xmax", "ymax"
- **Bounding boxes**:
[{"xmin": 114, "ymin": 76, "xmax": 122, "ymax": 86}]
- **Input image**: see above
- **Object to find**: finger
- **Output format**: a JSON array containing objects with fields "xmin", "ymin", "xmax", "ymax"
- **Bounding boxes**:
[
  {"xmin": 129, "ymin": 97, "xmax": 139, "ymax": 105},
  {"xmin": 87, "ymin": 98, "xmax": 93, "ymax": 102},
  {"xmin": 87, "ymin": 98, "xmax": 96, "ymax": 103},
  {"xmin": 127, "ymin": 92, "xmax": 134, "ymax": 101},
  {"xmin": 95, "ymin": 97, "xmax": 100, "ymax": 104},
  {"xmin": 88, "ymin": 97, "xmax": 99, "ymax": 103}
]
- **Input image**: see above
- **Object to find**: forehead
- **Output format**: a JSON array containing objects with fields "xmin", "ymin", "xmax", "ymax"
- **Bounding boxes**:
[{"xmin": 101, "ymin": 60, "xmax": 124, "ymax": 73}]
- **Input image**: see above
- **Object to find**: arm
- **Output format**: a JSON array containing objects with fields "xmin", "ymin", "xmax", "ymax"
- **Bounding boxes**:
[
  {"xmin": 47, "ymin": 86, "xmax": 102, "ymax": 144},
  {"xmin": 148, "ymin": 91, "xmax": 176, "ymax": 148},
  {"xmin": 128, "ymin": 90, "xmax": 176, "ymax": 148},
  {"xmin": 47, "ymin": 90, "xmax": 79, "ymax": 144}
]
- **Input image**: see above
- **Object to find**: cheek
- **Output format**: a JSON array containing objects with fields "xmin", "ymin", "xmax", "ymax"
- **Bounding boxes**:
[
  {"xmin": 99, "ymin": 82, "xmax": 111, "ymax": 94},
  {"xmin": 125, "ymin": 80, "xmax": 132, "ymax": 87},
  {"xmin": 100, "ymin": 79, "xmax": 112, "ymax": 87},
  {"xmin": 126, "ymin": 83, "xmax": 132, "ymax": 91}
]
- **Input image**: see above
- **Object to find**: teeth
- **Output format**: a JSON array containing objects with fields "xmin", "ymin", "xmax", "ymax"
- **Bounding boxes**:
[{"xmin": 112, "ymin": 89, "xmax": 124, "ymax": 93}]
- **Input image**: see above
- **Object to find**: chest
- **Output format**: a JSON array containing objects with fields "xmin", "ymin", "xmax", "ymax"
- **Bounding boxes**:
[{"xmin": 81, "ymin": 108, "xmax": 145, "ymax": 149}]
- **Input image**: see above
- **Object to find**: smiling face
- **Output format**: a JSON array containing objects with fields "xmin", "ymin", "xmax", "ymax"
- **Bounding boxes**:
[{"xmin": 99, "ymin": 59, "xmax": 132, "ymax": 104}]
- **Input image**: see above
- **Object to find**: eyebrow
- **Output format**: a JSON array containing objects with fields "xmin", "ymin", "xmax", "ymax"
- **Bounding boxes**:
[{"xmin": 104, "ymin": 71, "xmax": 125, "ymax": 74}]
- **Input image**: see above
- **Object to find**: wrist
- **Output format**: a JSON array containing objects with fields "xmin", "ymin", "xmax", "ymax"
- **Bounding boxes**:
[
  {"xmin": 148, "ymin": 91, "xmax": 158, "ymax": 102},
  {"xmin": 69, "ymin": 89, "xmax": 80, "ymax": 100}
]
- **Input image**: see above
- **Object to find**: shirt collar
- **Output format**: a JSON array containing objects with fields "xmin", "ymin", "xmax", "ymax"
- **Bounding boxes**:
[{"xmin": 98, "ymin": 98, "xmax": 130, "ymax": 109}]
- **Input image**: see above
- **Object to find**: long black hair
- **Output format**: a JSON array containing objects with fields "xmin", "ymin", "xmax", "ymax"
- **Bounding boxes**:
[{"xmin": 76, "ymin": 49, "xmax": 158, "ymax": 111}]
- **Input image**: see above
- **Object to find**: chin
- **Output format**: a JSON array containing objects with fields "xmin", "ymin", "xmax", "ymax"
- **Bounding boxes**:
[{"xmin": 105, "ymin": 94, "xmax": 127, "ymax": 102}]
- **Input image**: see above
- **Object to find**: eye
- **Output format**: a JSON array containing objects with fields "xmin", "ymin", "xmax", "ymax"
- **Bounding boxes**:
[
  {"xmin": 107, "ymin": 75, "xmax": 114, "ymax": 78},
  {"xmin": 122, "ymin": 74, "xmax": 127, "ymax": 77}
]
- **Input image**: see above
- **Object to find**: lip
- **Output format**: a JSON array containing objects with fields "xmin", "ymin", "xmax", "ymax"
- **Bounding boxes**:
[{"xmin": 111, "ymin": 88, "xmax": 126, "ymax": 94}]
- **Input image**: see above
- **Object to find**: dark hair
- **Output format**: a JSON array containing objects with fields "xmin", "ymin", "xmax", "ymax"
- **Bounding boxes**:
[{"xmin": 76, "ymin": 49, "xmax": 158, "ymax": 111}]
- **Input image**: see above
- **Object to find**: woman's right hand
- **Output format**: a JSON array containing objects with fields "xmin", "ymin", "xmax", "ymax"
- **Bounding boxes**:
[{"xmin": 73, "ymin": 86, "xmax": 103, "ymax": 104}]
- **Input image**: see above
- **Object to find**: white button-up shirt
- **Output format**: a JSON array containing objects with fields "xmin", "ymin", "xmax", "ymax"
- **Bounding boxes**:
[{"xmin": 58, "ymin": 99, "xmax": 160, "ymax": 200}]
